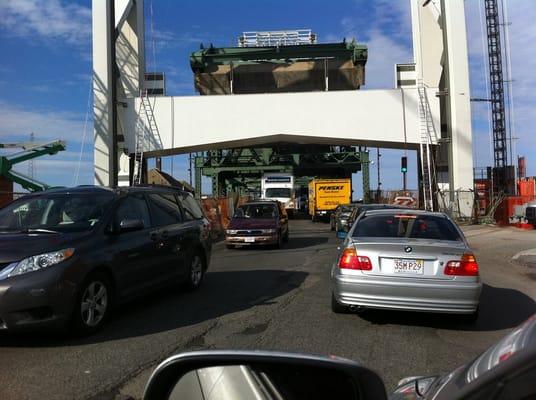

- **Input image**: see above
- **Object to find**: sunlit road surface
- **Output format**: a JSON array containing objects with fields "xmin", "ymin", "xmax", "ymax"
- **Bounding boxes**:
[{"xmin": 0, "ymin": 220, "xmax": 534, "ymax": 400}]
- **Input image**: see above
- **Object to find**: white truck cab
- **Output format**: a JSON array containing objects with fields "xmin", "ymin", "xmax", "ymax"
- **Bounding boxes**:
[{"xmin": 261, "ymin": 173, "xmax": 296, "ymax": 216}]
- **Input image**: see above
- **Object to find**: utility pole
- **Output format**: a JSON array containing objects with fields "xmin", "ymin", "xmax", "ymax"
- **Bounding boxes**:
[
  {"xmin": 189, "ymin": 153, "xmax": 193, "ymax": 185},
  {"xmin": 376, "ymin": 148, "xmax": 381, "ymax": 202},
  {"xmin": 28, "ymin": 132, "xmax": 35, "ymax": 179}
]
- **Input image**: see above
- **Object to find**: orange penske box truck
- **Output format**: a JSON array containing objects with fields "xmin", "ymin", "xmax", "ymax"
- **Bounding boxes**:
[{"xmin": 308, "ymin": 178, "xmax": 352, "ymax": 221}]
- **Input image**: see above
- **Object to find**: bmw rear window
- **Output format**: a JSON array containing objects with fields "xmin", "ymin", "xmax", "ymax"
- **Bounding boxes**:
[{"xmin": 353, "ymin": 214, "xmax": 462, "ymax": 241}]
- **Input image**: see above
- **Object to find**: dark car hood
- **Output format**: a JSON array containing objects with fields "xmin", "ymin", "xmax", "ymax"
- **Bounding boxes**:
[
  {"xmin": 0, "ymin": 231, "xmax": 91, "ymax": 264},
  {"xmin": 228, "ymin": 218, "xmax": 277, "ymax": 230}
]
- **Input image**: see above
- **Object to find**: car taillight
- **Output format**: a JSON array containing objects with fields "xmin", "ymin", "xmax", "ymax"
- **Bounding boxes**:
[
  {"xmin": 444, "ymin": 254, "xmax": 479, "ymax": 276},
  {"xmin": 338, "ymin": 248, "xmax": 372, "ymax": 270}
]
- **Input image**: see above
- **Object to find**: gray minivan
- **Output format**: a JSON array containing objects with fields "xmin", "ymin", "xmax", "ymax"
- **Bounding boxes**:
[{"xmin": 0, "ymin": 185, "xmax": 211, "ymax": 334}]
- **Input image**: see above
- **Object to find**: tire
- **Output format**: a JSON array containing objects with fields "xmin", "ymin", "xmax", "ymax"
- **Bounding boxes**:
[
  {"xmin": 73, "ymin": 272, "xmax": 112, "ymax": 334},
  {"xmin": 330, "ymin": 220, "xmax": 335, "ymax": 231},
  {"xmin": 186, "ymin": 252, "xmax": 205, "ymax": 290},
  {"xmin": 331, "ymin": 292, "xmax": 351, "ymax": 314}
]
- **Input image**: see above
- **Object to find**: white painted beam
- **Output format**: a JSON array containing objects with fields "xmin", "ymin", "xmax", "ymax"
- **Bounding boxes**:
[
  {"xmin": 120, "ymin": 88, "xmax": 440, "ymax": 156},
  {"xmin": 115, "ymin": 0, "xmax": 133, "ymax": 29},
  {"xmin": 92, "ymin": 0, "xmax": 114, "ymax": 186},
  {"xmin": 441, "ymin": 0, "xmax": 474, "ymax": 216}
]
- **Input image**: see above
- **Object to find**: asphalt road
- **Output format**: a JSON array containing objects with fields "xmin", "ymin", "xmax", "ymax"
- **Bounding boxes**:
[{"xmin": 0, "ymin": 220, "xmax": 535, "ymax": 400}]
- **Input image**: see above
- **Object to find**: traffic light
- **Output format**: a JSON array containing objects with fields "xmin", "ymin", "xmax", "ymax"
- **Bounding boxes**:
[{"xmin": 401, "ymin": 156, "xmax": 407, "ymax": 173}]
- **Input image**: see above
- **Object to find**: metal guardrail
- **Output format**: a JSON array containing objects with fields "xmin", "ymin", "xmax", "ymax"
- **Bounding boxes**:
[{"xmin": 238, "ymin": 29, "xmax": 317, "ymax": 47}]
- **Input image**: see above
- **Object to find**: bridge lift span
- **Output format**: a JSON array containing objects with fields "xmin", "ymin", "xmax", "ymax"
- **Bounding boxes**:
[{"xmin": 92, "ymin": 0, "xmax": 475, "ymax": 217}]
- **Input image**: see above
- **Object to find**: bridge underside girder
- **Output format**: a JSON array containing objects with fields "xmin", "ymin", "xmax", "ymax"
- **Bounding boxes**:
[{"xmin": 194, "ymin": 146, "xmax": 370, "ymax": 200}]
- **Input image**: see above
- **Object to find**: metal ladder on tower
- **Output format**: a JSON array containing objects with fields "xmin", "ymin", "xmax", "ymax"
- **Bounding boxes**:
[
  {"xmin": 133, "ymin": 90, "xmax": 159, "ymax": 185},
  {"xmin": 417, "ymin": 79, "xmax": 434, "ymax": 211}
]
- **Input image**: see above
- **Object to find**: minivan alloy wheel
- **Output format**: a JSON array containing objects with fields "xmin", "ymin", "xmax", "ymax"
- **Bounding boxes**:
[
  {"xmin": 190, "ymin": 255, "xmax": 203, "ymax": 287},
  {"xmin": 80, "ymin": 281, "xmax": 108, "ymax": 327}
]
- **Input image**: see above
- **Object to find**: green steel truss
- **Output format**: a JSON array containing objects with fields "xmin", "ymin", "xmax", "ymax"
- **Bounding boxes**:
[
  {"xmin": 195, "ymin": 146, "xmax": 370, "ymax": 201},
  {"xmin": 0, "ymin": 140, "xmax": 66, "ymax": 192},
  {"xmin": 190, "ymin": 41, "xmax": 368, "ymax": 70}
]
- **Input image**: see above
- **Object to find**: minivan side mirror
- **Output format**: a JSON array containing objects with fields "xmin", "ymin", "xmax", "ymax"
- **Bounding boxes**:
[
  {"xmin": 143, "ymin": 350, "xmax": 387, "ymax": 400},
  {"xmin": 119, "ymin": 219, "xmax": 144, "ymax": 233}
]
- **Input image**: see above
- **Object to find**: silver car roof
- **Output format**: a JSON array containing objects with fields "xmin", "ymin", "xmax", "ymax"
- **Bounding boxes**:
[{"xmin": 362, "ymin": 209, "xmax": 449, "ymax": 218}]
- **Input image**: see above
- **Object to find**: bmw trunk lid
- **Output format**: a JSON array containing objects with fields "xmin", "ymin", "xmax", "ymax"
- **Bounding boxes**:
[{"xmin": 350, "ymin": 238, "xmax": 468, "ymax": 280}]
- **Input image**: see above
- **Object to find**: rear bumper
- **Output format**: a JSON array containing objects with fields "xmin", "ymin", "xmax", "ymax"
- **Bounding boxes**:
[
  {"xmin": 225, "ymin": 235, "xmax": 277, "ymax": 246},
  {"xmin": 332, "ymin": 272, "xmax": 481, "ymax": 314}
]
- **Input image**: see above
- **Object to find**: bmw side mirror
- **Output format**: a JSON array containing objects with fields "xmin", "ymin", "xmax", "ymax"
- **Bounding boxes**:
[
  {"xmin": 119, "ymin": 219, "xmax": 144, "ymax": 233},
  {"xmin": 143, "ymin": 350, "xmax": 387, "ymax": 400}
]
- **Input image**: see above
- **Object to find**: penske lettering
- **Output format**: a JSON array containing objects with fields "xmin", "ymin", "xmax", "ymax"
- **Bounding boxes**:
[{"xmin": 318, "ymin": 186, "xmax": 344, "ymax": 191}]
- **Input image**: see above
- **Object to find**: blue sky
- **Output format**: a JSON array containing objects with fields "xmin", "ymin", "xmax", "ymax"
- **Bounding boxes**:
[{"xmin": 0, "ymin": 0, "xmax": 534, "ymax": 197}]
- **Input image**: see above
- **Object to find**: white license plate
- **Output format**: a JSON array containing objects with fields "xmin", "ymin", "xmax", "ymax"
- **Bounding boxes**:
[
  {"xmin": 393, "ymin": 259, "xmax": 424, "ymax": 274},
  {"xmin": 244, "ymin": 237, "xmax": 255, "ymax": 243}
]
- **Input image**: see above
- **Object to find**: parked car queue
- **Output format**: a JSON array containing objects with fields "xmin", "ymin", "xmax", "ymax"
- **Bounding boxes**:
[{"xmin": 0, "ymin": 187, "xmax": 482, "ymax": 334}]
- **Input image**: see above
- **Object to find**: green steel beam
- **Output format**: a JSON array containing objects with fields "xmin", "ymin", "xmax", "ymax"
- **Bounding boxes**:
[
  {"xmin": 4, "ymin": 170, "xmax": 44, "ymax": 192},
  {"xmin": 0, "ymin": 140, "xmax": 66, "ymax": 192},
  {"xmin": 361, "ymin": 151, "xmax": 371, "ymax": 203},
  {"xmin": 190, "ymin": 41, "xmax": 367, "ymax": 70},
  {"xmin": 194, "ymin": 146, "xmax": 371, "ymax": 198}
]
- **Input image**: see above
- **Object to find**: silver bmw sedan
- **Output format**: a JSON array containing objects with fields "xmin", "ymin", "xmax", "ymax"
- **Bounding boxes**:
[{"xmin": 331, "ymin": 209, "xmax": 482, "ymax": 318}]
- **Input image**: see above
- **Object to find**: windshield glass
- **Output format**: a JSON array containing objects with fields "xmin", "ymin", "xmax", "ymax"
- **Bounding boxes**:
[
  {"xmin": 0, "ymin": 194, "xmax": 115, "ymax": 233},
  {"xmin": 265, "ymin": 188, "xmax": 291, "ymax": 198},
  {"xmin": 353, "ymin": 214, "xmax": 462, "ymax": 241},
  {"xmin": 237, "ymin": 204, "xmax": 277, "ymax": 219}
]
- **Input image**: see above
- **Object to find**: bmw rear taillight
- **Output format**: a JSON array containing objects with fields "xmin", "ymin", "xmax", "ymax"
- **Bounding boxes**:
[
  {"xmin": 444, "ymin": 254, "xmax": 479, "ymax": 276},
  {"xmin": 338, "ymin": 248, "xmax": 372, "ymax": 270}
]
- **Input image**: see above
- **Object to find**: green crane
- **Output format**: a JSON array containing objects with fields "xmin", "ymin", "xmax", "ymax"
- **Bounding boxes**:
[{"xmin": 0, "ymin": 140, "xmax": 66, "ymax": 192}]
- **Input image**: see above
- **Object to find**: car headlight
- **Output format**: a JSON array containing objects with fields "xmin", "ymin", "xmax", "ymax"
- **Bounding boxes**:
[
  {"xmin": 8, "ymin": 248, "xmax": 75, "ymax": 278},
  {"xmin": 226, "ymin": 229, "xmax": 238, "ymax": 235},
  {"xmin": 261, "ymin": 229, "xmax": 276, "ymax": 234}
]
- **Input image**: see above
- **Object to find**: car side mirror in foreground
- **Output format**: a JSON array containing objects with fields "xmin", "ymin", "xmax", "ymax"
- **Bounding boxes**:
[
  {"xmin": 119, "ymin": 219, "xmax": 144, "ymax": 233},
  {"xmin": 143, "ymin": 350, "xmax": 387, "ymax": 400}
]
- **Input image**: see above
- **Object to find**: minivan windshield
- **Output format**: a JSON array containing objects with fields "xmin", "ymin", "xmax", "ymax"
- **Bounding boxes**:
[
  {"xmin": 237, "ymin": 204, "xmax": 278, "ymax": 219},
  {"xmin": 353, "ymin": 213, "xmax": 462, "ymax": 241},
  {"xmin": 0, "ymin": 193, "xmax": 114, "ymax": 233}
]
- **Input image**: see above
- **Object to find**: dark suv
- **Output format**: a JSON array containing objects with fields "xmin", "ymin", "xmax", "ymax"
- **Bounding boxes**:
[{"xmin": 0, "ymin": 185, "xmax": 211, "ymax": 333}]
